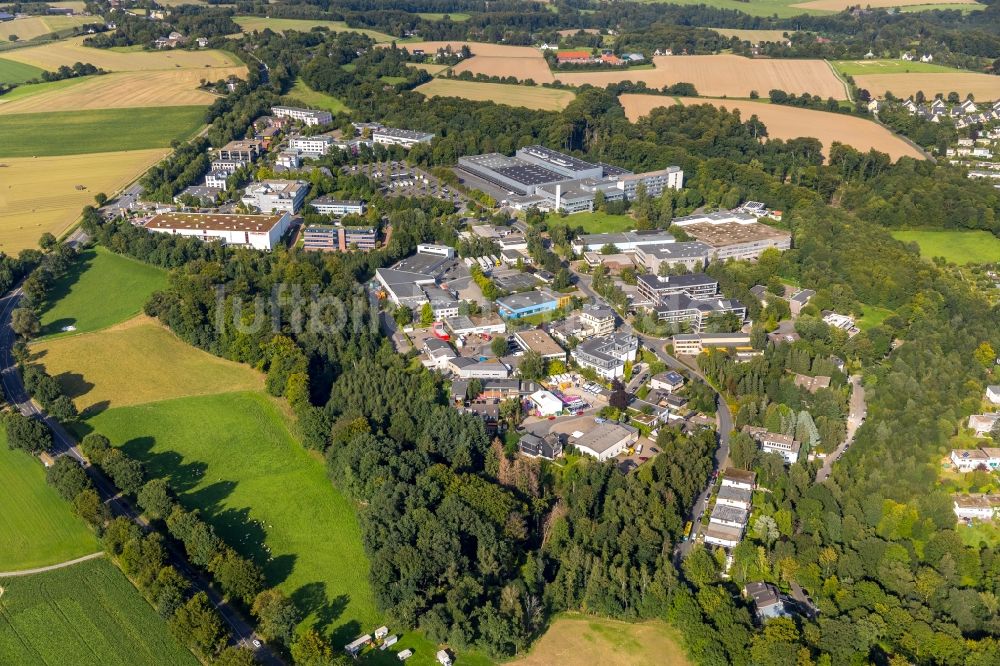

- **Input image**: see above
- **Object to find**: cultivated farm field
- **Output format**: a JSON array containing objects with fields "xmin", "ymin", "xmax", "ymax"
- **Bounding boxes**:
[
  {"xmin": 0, "ymin": 14, "xmax": 92, "ymax": 42},
  {"xmin": 558, "ymin": 54, "xmax": 848, "ymax": 98},
  {"xmin": 511, "ymin": 613, "xmax": 691, "ymax": 666},
  {"xmin": 35, "ymin": 317, "xmax": 264, "ymax": 413},
  {"xmin": 417, "ymin": 78, "xmax": 576, "ymax": 111},
  {"xmin": 398, "ymin": 41, "xmax": 556, "ymax": 83},
  {"xmin": 0, "ymin": 558, "xmax": 197, "ymax": 665},
  {"xmin": 0, "ymin": 149, "xmax": 167, "ymax": 253},
  {"xmin": 0, "ymin": 432, "xmax": 98, "ymax": 572},
  {"xmin": 0, "ymin": 68, "xmax": 243, "ymax": 114},
  {"xmin": 0, "ymin": 57, "xmax": 45, "ymax": 84},
  {"xmin": 36, "ymin": 247, "xmax": 168, "ymax": 337},
  {"xmin": 891, "ymin": 230, "xmax": 1000, "ymax": 264},
  {"xmin": 852, "ymin": 72, "xmax": 1000, "ymax": 101},
  {"xmin": 0, "ymin": 106, "xmax": 205, "ymax": 156},
  {"xmin": 619, "ymin": 94, "xmax": 924, "ymax": 161},
  {"xmin": 1, "ymin": 35, "xmax": 243, "ymax": 71}
]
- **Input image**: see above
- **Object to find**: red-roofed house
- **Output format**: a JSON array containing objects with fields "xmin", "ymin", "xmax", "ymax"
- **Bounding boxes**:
[{"xmin": 556, "ymin": 50, "xmax": 593, "ymax": 64}]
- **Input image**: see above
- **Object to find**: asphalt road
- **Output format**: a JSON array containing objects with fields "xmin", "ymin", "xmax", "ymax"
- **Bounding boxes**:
[
  {"xmin": 0, "ymin": 285, "xmax": 281, "ymax": 664},
  {"xmin": 816, "ymin": 374, "xmax": 865, "ymax": 483},
  {"xmin": 571, "ymin": 271, "xmax": 732, "ymax": 558}
]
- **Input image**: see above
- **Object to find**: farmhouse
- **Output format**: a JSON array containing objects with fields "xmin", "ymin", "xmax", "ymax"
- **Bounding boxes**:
[
  {"xmin": 571, "ymin": 332, "xmax": 638, "ymax": 379},
  {"xmin": 271, "ymin": 105, "xmax": 333, "ymax": 126},
  {"xmin": 144, "ymin": 212, "xmax": 293, "ymax": 251},
  {"xmin": 302, "ymin": 225, "xmax": 378, "ymax": 252},
  {"xmin": 372, "ymin": 126, "xmax": 435, "ymax": 148},
  {"xmin": 671, "ymin": 210, "xmax": 791, "ymax": 261},
  {"xmin": 572, "ymin": 422, "xmax": 639, "ymax": 461},
  {"xmin": 241, "ymin": 180, "xmax": 309, "ymax": 214},
  {"xmin": 309, "ymin": 197, "xmax": 366, "ymax": 216},
  {"xmin": 556, "ymin": 50, "xmax": 593, "ymax": 65}
]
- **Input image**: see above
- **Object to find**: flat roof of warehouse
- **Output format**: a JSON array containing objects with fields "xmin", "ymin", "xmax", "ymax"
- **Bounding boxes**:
[{"xmin": 145, "ymin": 212, "xmax": 285, "ymax": 233}]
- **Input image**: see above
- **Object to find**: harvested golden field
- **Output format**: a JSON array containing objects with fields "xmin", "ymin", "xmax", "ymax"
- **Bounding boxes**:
[
  {"xmin": 394, "ymin": 41, "xmax": 556, "ymax": 83},
  {"xmin": 559, "ymin": 54, "xmax": 847, "ymax": 99},
  {"xmin": 0, "ymin": 68, "xmax": 241, "ymax": 114},
  {"xmin": 0, "ymin": 15, "xmax": 92, "ymax": 42},
  {"xmin": 32, "ymin": 316, "xmax": 263, "ymax": 413},
  {"xmin": 792, "ymin": 0, "xmax": 977, "ymax": 9},
  {"xmin": 511, "ymin": 614, "xmax": 691, "ymax": 666},
  {"xmin": 409, "ymin": 62, "xmax": 450, "ymax": 75},
  {"xmin": 557, "ymin": 28, "xmax": 600, "ymax": 37},
  {"xmin": 2, "ymin": 36, "xmax": 244, "ymax": 72},
  {"xmin": 712, "ymin": 28, "xmax": 791, "ymax": 42},
  {"xmin": 0, "ymin": 149, "xmax": 167, "ymax": 254},
  {"xmin": 417, "ymin": 78, "xmax": 576, "ymax": 110},
  {"xmin": 853, "ymin": 72, "xmax": 1000, "ymax": 100},
  {"xmin": 619, "ymin": 94, "xmax": 924, "ymax": 161}
]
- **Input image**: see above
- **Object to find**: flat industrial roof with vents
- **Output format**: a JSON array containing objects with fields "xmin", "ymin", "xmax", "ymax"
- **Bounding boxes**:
[{"xmin": 145, "ymin": 212, "xmax": 286, "ymax": 233}]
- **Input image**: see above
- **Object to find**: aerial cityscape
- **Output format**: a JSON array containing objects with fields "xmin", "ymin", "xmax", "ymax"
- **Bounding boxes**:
[{"xmin": 1, "ymin": 0, "xmax": 1000, "ymax": 665}]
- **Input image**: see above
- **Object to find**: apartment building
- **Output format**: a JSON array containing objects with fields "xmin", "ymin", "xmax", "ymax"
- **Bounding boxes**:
[
  {"xmin": 271, "ymin": 105, "xmax": 333, "ymax": 126},
  {"xmin": 289, "ymin": 135, "xmax": 336, "ymax": 157},
  {"xmin": 571, "ymin": 332, "xmax": 638, "ymax": 379}
]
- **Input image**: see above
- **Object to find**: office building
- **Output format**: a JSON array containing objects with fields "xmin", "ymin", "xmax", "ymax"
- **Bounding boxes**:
[
  {"xmin": 309, "ymin": 197, "xmax": 366, "ymax": 216},
  {"xmin": 271, "ymin": 105, "xmax": 333, "ymax": 126},
  {"xmin": 571, "ymin": 333, "xmax": 638, "ymax": 379},
  {"xmin": 302, "ymin": 225, "xmax": 378, "ymax": 252},
  {"xmin": 241, "ymin": 180, "xmax": 309, "ymax": 214},
  {"xmin": 372, "ymin": 126, "xmax": 435, "ymax": 148}
]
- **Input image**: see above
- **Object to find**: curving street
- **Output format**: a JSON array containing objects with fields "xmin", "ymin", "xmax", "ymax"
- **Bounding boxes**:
[
  {"xmin": 816, "ymin": 374, "xmax": 865, "ymax": 483},
  {"xmin": 0, "ymin": 284, "xmax": 281, "ymax": 664}
]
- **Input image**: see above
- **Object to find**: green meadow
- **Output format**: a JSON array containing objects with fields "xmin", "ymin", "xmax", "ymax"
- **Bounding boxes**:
[
  {"xmin": 892, "ymin": 229, "xmax": 1000, "ymax": 265},
  {"xmin": 0, "ymin": 57, "xmax": 46, "ymax": 85}
]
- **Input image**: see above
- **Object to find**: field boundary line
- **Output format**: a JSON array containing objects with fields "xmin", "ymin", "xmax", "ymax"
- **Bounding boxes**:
[
  {"xmin": 825, "ymin": 59, "xmax": 853, "ymax": 103},
  {"xmin": 0, "ymin": 551, "xmax": 103, "ymax": 578}
]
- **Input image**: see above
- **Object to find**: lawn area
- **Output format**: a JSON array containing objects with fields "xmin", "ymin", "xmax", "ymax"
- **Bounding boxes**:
[
  {"xmin": 511, "ymin": 613, "xmax": 691, "ymax": 666},
  {"xmin": 832, "ymin": 59, "xmax": 966, "ymax": 76},
  {"xmin": 558, "ymin": 210, "xmax": 636, "ymax": 233},
  {"xmin": 892, "ymin": 229, "xmax": 1000, "ymax": 265},
  {"xmin": 37, "ymin": 247, "xmax": 168, "ymax": 337},
  {"xmin": 417, "ymin": 12, "xmax": 471, "ymax": 20},
  {"xmin": 380, "ymin": 75, "xmax": 408, "ymax": 85},
  {"xmin": 33, "ymin": 316, "xmax": 264, "ymax": 414},
  {"xmin": 635, "ymin": 0, "xmax": 830, "ymax": 17},
  {"xmin": 958, "ymin": 521, "xmax": 1000, "ymax": 548},
  {"xmin": 0, "ymin": 57, "xmax": 45, "ymax": 84},
  {"xmin": 856, "ymin": 304, "xmax": 895, "ymax": 331},
  {"xmin": 0, "ymin": 107, "xmax": 205, "ymax": 157},
  {"xmin": 286, "ymin": 77, "xmax": 350, "ymax": 114},
  {"xmin": 233, "ymin": 16, "xmax": 396, "ymax": 42},
  {"xmin": 0, "ymin": 558, "xmax": 197, "ymax": 665},
  {"xmin": 83, "ymin": 391, "xmax": 379, "ymax": 643},
  {"xmin": 0, "ymin": 431, "xmax": 99, "ymax": 572}
]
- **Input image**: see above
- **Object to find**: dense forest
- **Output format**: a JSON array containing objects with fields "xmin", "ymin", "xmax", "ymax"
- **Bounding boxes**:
[{"xmin": 9, "ymin": 12, "xmax": 1000, "ymax": 665}]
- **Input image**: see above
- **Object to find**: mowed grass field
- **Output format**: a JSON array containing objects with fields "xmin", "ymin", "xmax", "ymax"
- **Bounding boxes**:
[
  {"xmin": 511, "ymin": 614, "xmax": 691, "ymax": 666},
  {"xmin": 286, "ymin": 77, "xmax": 350, "ymax": 114},
  {"xmin": 711, "ymin": 28, "xmax": 791, "ymax": 42},
  {"xmin": 892, "ymin": 229, "xmax": 1000, "ymax": 264},
  {"xmin": 0, "ymin": 14, "xmax": 92, "ymax": 42},
  {"xmin": 0, "ymin": 106, "xmax": 205, "ymax": 156},
  {"xmin": 832, "ymin": 59, "xmax": 963, "ymax": 76},
  {"xmin": 233, "ymin": 16, "xmax": 395, "ymax": 42},
  {"xmin": 558, "ymin": 54, "xmax": 847, "ymax": 99},
  {"xmin": 34, "ymin": 317, "xmax": 264, "ymax": 413},
  {"xmin": 84, "ymin": 391, "xmax": 379, "ymax": 642},
  {"xmin": 0, "ymin": 149, "xmax": 168, "ymax": 254},
  {"xmin": 852, "ymin": 72, "xmax": 1000, "ymax": 100},
  {"xmin": 619, "ymin": 94, "xmax": 924, "ymax": 162},
  {"xmin": 1, "ymin": 36, "xmax": 243, "ymax": 71},
  {"xmin": 560, "ymin": 210, "xmax": 636, "ymax": 233},
  {"xmin": 0, "ymin": 432, "xmax": 99, "ymax": 572},
  {"xmin": 0, "ymin": 558, "xmax": 198, "ymax": 665},
  {"xmin": 417, "ymin": 78, "xmax": 576, "ymax": 111},
  {"xmin": 791, "ymin": 0, "xmax": 980, "ymax": 9},
  {"xmin": 36, "ymin": 247, "xmax": 168, "ymax": 337},
  {"xmin": 0, "ymin": 68, "xmax": 242, "ymax": 114},
  {"xmin": 0, "ymin": 57, "xmax": 45, "ymax": 84}
]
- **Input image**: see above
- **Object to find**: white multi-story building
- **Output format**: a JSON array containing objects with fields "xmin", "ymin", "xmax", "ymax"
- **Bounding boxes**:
[
  {"xmin": 579, "ymin": 304, "xmax": 615, "ymax": 337},
  {"xmin": 271, "ymin": 106, "xmax": 333, "ymax": 126},
  {"xmin": 204, "ymin": 171, "xmax": 229, "ymax": 189},
  {"xmin": 744, "ymin": 426, "xmax": 800, "ymax": 464},
  {"xmin": 613, "ymin": 166, "xmax": 683, "ymax": 197},
  {"xmin": 672, "ymin": 210, "xmax": 792, "ymax": 262},
  {"xmin": 372, "ymin": 126, "xmax": 435, "ymax": 148},
  {"xmin": 144, "ymin": 212, "xmax": 292, "ymax": 251},
  {"xmin": 571, "ymin": 333, "xmax": 638, "ymax": 379},
  {"xmin": 289, "ymin": 135, "xmax": 335, "ymax": 157},
  {"xmin": 241, "ymin": 180, "xmax": 309, "ymax": 214},
  {"xmin": 309, "ymin": 197, "xmax": 365, "ymax": 216},
  {"xmin": 953, "ymin": 494, "xmax": 1000, "ymax": 521}
]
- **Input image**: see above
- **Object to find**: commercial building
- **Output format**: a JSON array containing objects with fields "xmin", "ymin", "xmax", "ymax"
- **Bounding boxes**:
[
  {"xmin": 571, "ymin": 333, "xmax": 638, "ymax": 379},
  {"xmin": 309, "ymin": 197, "xmax": 366, "ymax": 216},
  {"xmin": 650, "ymin": 293, "xmax": 747, "ymax": 334},
  {"xmin": 374, "ymin": 247, "xmax": 458, "ymax": 308},
  {"xmin": 529, "ymin": 390, "xmax": 564, "ymax": 416},
  {"xmin": 572, "ymin": 422, "xmax": 639, "ymax": 461},
  {"xmin": 271, "ymin": 105, "xmax": 333, "ymax": 126},
  {"xmin": 443, "ymin": 314, "xmax": 506, "ymax": 337},
  {"xmin": 672, "ymin": 210, "xmax": 792, "ymax": 261},
  {"xmin": 636, "ymin": 273, "xmax": 719, "ymax": 302},
  {"xmin": 143, "ymin": 212, "xmax": 292, "ymax": 251},
  {"xmin": 241, "ymin": 180, "xmax": 309, "ymax": 214},
  {"xmin": 422, "ymin": 338, "xmax": 458, "ymax": 370},
  {"xmin": 744, "ymin": 426, "xmax": 801, "ymax": 464},
  {"xmin": 449, "ymin": 357, "xmax": 511, "ymax": 379},
  {"xmin": 302, "ymin": 225, "xmax": 378, "ymax": 252},
  {"xmin": 513, "ymin": 329, "xmax": 566, "ymax": 362},
  {"xmin": 372, "ymin": 126, "xmax": 435, "ymax": 148},
  {"xmin": 495, "ymin": 289, "xmax": 562, "ymax": 319},
  {"xmin": 217, "ymin": 139, "xmax": 261, "ymax": 163},
  {"xmin": 634, "ymin": 242, "xmax": 712, "ymax": 273},
  {"xmin": 571, "ymin": 230, "xmax": 676, "ymax": 254},
  {"xmin": 614, "ymin": 166, "xmax": 683, "ymax": 197},
  {"xmin": 289, "ymin": 134, "xmax": 336, "ymax": 157}
]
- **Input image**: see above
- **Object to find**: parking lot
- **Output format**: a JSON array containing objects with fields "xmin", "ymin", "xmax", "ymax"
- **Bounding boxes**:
[{"xmin": 345, "ymin": 161, "xmax": 469, "ymax": 207}]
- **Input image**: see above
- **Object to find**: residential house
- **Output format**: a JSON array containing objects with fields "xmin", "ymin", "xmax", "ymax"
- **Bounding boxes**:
[
  {"xmin": 788, "ymin": 289, "xmax": 815, "ymax": 316},
  {"xmin": 716, "ymin": 484, "xmax": 753, "ymax": 511},
  {"xmin": 421, "ymin": 338, "xmax": 457, "ymax": 370},
  {"xmin": 519, "ymin": 433, "xmax": 564, "ymax": 460},
  {"xmin": 987, "ymin": 385, "xmax": 1000, "ymax": 405},
  {"xmin": 744, "ymin": 582, "xmax": 792, "ymax": 621},
  {"xmin": 650, "ymin": 371, "xmax": 684, "ymax": 392},
  {"xmin": 744, "ymin": 425, "xmax": 801, "ymax": 464},
  {"xmin": 951, "ymin": 448, "xmax": 990, "ymax": 472},
  {"xmin": 969, "ymin": 413, "xmax": 1000, "ymax": 437},
  {"xmin": 792, "ymin": 373, "xmax": 831, "ymax": 393},
  {"xmin": 722, "ymin": 468, "xmax": 756, "ymax": 491},
  {"xmin": 953, "ymin": 494, "xmax": 1000, "ymax": 521}
]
